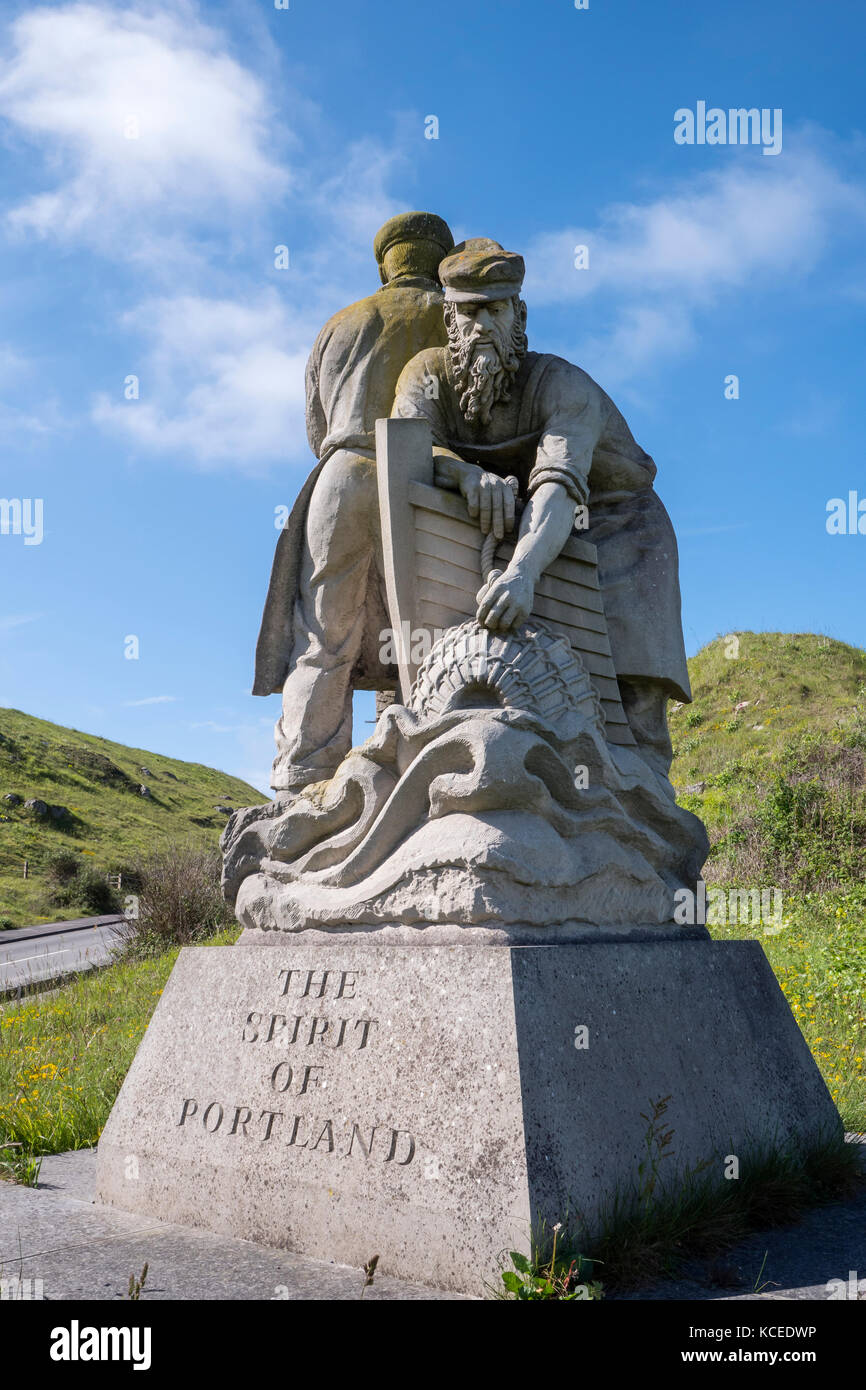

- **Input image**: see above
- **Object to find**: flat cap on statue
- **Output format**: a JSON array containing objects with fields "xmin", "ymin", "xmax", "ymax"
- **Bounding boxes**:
[
  {"xmin": 373, "ymin": 211, "xmax": 455, "ymax": 267},
  {"xmin": 439, "ymin": 237, "xmax": 526, "ymax": 302}
]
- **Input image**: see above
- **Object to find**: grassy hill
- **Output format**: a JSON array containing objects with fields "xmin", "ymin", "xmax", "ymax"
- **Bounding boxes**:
[
  {"xmin": 670, "ymin": 632, "xmax": 866, "ymax": 1130},
  {"xmin": 0, "ymin": 708, "xmax": 267, "ymax": 927},
  {"xmin": 670, "ymin": 631, "xmax": 866, "ymax": 890}
]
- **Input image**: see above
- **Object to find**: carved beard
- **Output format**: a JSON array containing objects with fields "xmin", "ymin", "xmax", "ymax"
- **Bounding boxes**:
[{"xmin": 446, "ymin": 303, "xmax": 527, "ymax": 426}]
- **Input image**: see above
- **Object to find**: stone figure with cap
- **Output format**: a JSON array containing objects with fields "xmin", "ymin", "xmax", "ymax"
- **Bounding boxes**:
[
  {"xmin": 253, "ymin": 210, "xmax": 454, "ymax": 793},
  {"xmin": 391, "ymin": 236, "xmax": 691, "ymax": 780}
]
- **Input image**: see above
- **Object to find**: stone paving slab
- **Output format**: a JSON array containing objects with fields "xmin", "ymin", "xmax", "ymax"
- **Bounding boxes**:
[
  {"xmin": 1, "ymin": 1151, "xmax": 466, "ymax": 1301},
  {"xmin": 613, "ymin": 1190, "xmax": 866, "ymax": 1301},
  {"xmin": 2, "ymin": 1146, "xmax": 863, "ymax": 1302}
]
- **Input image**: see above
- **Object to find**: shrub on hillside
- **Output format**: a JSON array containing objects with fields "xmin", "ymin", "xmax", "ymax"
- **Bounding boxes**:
[
  {"xmin": 116, "ymin": 844, "xmax": 233, "ymax": 958},
  {"xmin": 76, "ymin": 867, "xmax": 123, "ymax": 916},
  {"xmin": 756, "ymin": 776, "xmax": 863, "ymax": 883},
  {"xmin": 45, "ymin": 851, "xmax": 121, "ymax": 916},
  {"xmin": 45, "ymin": 850, "xmax": 82, "ymax": 890},
  {"xmin": 844, "ymin": 684, "xmax": 866, "ymax": 750},
  {"xmin": 707, "ymin": 762, "xmax": 865, "ymax": 892}
]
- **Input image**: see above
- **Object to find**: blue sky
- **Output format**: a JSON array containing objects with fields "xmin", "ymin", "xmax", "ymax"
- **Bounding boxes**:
[{"xmin": 1, "ymin": 0, "xmax": 864, "ymax": 795}]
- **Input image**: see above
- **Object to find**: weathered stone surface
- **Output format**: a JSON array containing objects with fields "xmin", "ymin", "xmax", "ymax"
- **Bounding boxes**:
[
  {"xmin": 253, "ymin": 226, "xmax": 691, "ymax": 801},
  {"xmin": 253, "ymin": 212, "xmax": 455, "ymax": 791},
  {"xmin": 2, "ymin": 1150, "xmax": 462, "ymax": 1301},
  {"xmin": 227, "ymin": 226, "xmax": 710, "ymax": 929},
  {"xmin": 223, "ymin": 610, "xmax": 708, "ymax": 935},
  {"xmin": 24, "ymin": 798, "xmax": 48, "ymax": 817},
  {"xmin": 3, "ymin": 793, "xmax": 22, "ymax": 806},
  {"xmin": 96, "ymin": 937, "xmax": 839, "ymax": 1296}
]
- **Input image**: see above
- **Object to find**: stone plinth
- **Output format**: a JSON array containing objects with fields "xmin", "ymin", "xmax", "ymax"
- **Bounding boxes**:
[{"xmin": 95, "ymin": 938, "xmax": 840, "ymax": 1296}]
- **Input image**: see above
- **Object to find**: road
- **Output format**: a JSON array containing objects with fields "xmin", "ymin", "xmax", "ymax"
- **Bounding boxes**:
[{"xmin": 0, "ymin": 915, "xmax": 125, "ymax": 994}]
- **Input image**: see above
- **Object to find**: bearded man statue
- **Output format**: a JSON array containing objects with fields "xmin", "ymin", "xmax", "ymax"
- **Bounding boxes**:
[{"xmin": 391, "ymin": 237, "xmax": 692, "ymax": 779}]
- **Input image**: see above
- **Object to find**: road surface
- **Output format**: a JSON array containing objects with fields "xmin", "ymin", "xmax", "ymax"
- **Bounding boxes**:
[{"xmin": 0, "ymin": 915, "xmax": 125, "ymax": 993}]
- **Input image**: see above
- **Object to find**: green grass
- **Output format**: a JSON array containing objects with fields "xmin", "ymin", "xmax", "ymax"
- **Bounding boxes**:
[
  {"xmin": 670, "ymin": 632, "xmax": 866, "ymax": 1132},
  {"xmin": 710, "ymin": 888, "xmax": 866, "ymax": 1132},
  {"xmin": 492, "ymin": 1115, "xmax": 862, "ymax": 1298},
  {"xmin": 670, "ymin": 630, "xmax": 866, "ymax": 891},
  {"xmin": 0, "ymin": 926, "xmax": 240, "ymax": 1178},
  {"xmin": 0, "ymin": 708, "xmax": 265, "ymax": 926},
  {"xmin": 582, "ymin": 1127, "xmax": 862, "ymax": 1293}
]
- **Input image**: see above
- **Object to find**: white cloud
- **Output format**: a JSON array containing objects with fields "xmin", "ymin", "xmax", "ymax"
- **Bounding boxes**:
[
  {"xmin": 217, "ymin": 719, "xmax": 277, "ymax": 797},
  {"xmin": 0, "ymin": 345, "xmax": 62, "ymax": 435},
  {"xmin": 92, "ymin": 290, "xmax": 311, "ymax": 466},
  {"xmin": 0, "ymin": 400, "xmax": 61, "ymax": 437},
  {"xmin": 523, "ymin": 142, "xmax": 866, "ymax": 384},
  {"xmin": 574, "ymin": 302, "xmax": 697, "ymax": 388},
  {"xmin": 86, "ymin": 113, "xmax": 420, "ymax": 465},
  {"xmin": 123, "ymin": 694, "xmax": 178, "ymax": 706},
  {"xmin": 0, "ymin": 3, "xmax": 287, "ymax": 250},
  {"xmin": 0, "ymin": 5, "xmax": 434, "ymax": 467},
  {"xmin": 526, "ymin": 148, "xmax": 864, "ymax": 303},
  {"xmin": 309, "ymin": 134, "xmax": 409, "ymax": 250},
  {"xmin": 232, "ymin": 767, "xmax": 273, "ymax": 798},
  {"xmin": 86, "ymin": 113, "xmax": 422, "ymax": 466},
  {"xmin": 0, "ymin": 613, "xmax": 42, "ymax": 631},
  {"xmin": 0, "ymin": 344, "xmax": 29, "ymax": 381}
]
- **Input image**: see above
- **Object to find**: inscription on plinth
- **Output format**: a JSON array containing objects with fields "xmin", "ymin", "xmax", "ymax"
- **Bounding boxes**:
[
  {"xmin": 96, "ymin": 939, "xmax": 840, "ymax": 1296},
  {"xmin": 173, "ymin": 961, "xmax": 418, "ymax": 1169},
  {"xmin": 97, "ymin": 939, "xmax": 533, "ymax": 1297}
]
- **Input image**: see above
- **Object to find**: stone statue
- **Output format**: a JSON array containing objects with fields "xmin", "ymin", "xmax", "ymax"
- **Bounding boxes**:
[
  {"xmin": 253, "ymin": 211, "xmax": 455, "ymax": 793},
  {"xmin": 391, "ymin": 238, "xmax": 690, "ymax": 779},
  {"xmin": 100, "ymin": 221, "xmax": 840, "ymax": 1300},
  {"xmin": 224, "ymin": 227, "xmax": 709, "ymax": 936}
]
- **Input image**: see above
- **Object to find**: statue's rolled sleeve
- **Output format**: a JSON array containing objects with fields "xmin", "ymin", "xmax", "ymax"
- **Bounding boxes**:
[
  {"xmin": 527, "ymin": 365, "xmax": 605, "ymax": 508},
  {"xmin": 528, "ymin": 453, "xmax": 590, "ymax": 507}
]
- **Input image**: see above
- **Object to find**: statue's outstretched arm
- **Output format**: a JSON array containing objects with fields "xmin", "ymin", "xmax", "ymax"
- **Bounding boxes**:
[{"xmin": 476, "ymin": 480, "xmax": 573, "ymax": 632}]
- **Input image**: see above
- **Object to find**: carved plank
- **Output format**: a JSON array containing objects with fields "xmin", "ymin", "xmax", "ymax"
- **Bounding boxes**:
[
  {"xmin": 378, "ymin": 418, "xmax": 634, "ymax": 744},
  {"xmin": 376, "ymin": 418, "xmax": 435, "ymax": 700},
  {"xmin": 414, "ymin": 507, "xmax": 603, "ymax": 601},
  {"xmin": 414, "ymin": 533, "xmax": 610, "ymax": 634},
  {"xmin": 409, "ymin": 480, "xmax": 599, "ymax": 568}
]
